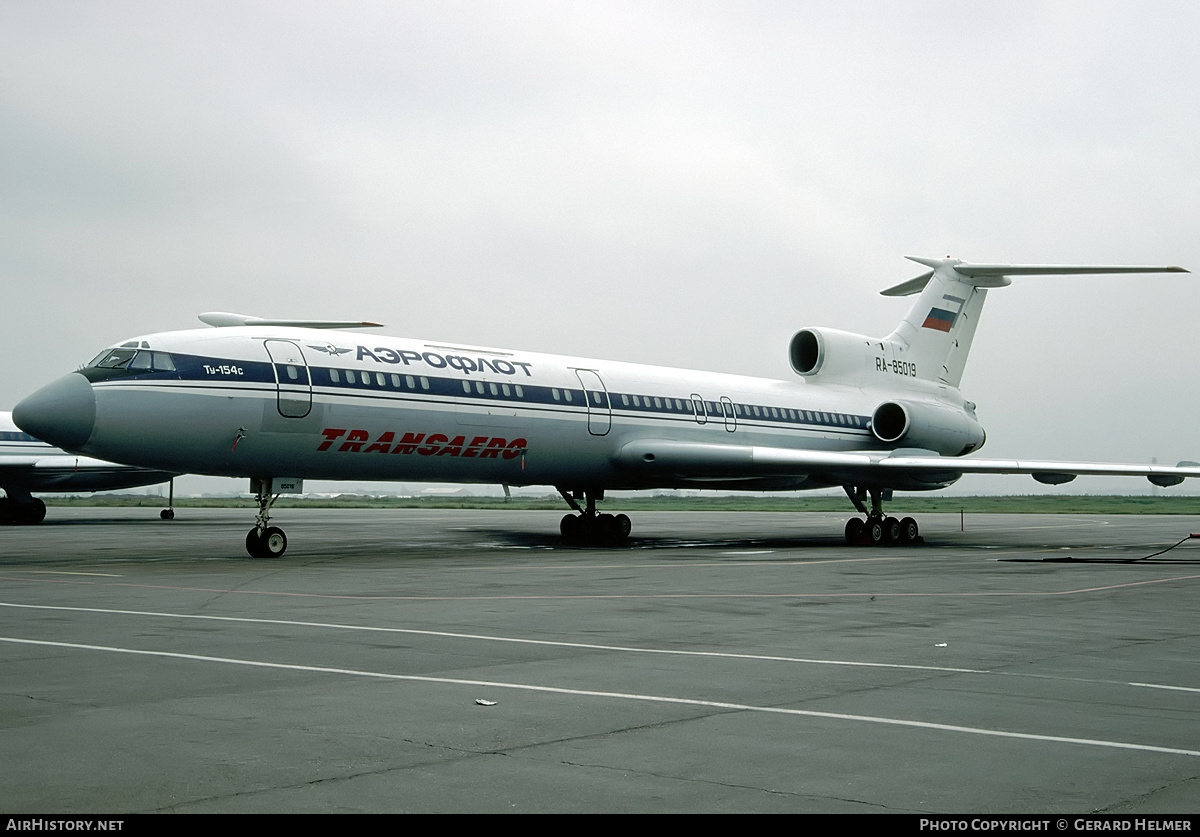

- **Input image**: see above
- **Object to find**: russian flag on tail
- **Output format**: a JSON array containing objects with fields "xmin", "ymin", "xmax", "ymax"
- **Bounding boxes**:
[
  {"xmin": 922, "ymin": 307, "xmax": 956, "ymax": 331},
  {"xmin": 922, "ymin": 294, "xmax": 966, "ymax": 332}
]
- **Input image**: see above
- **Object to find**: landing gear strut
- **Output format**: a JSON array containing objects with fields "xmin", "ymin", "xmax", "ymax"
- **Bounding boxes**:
[
  {"xmin": 842, "ymin": 486, "xmax": 921, "ymax": 546},
  {"xmin": 245, "ymin": 480, "xmax": 287, "ymax": 558},
  {"xmin": 160, "ymin": 477, "xmax": 175, "ymax": 520},
  {"xmin": 557, "ymin": 488, "xmax": 631, "ymax": 545}
]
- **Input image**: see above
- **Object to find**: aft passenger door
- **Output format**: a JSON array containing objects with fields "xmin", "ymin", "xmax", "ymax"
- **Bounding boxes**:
[
  {"xmin": 720, "ymin": 396, "xmax": 737, "ymax": 432},
  {"xmin": 264, "ymin": 340, "xmax": 312, "ymax": 418},
  {"xmin": 574, "ymin": 369, "xmax": 611, "ymax": 436}
]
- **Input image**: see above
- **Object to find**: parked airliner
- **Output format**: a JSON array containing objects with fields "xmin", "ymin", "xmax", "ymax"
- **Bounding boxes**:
[
  {"xmin": 0, "ymin": 411, "xmax": 177, "ymax": 524},
  {"xmin": 13, "ymin": 257, "xmax": 1195, "ymax": 557}
]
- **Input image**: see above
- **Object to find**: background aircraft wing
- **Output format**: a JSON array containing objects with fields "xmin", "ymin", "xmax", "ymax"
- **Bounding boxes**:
[
  {"xmin": 0, "ymin": 456, "xmax": 178, "ymax": 494},
  {"xmin": 615, "ymin": 440, "xmax": 1200, "ymax": 490}
]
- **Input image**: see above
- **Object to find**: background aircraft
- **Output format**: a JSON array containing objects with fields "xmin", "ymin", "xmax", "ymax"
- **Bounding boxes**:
[
  {"xmin": 0, "ymin": 411, "xmax": 177, "ymax": 524},
  {"xmin": 12, "ymin": 257, "xmax": 1196, "ymax": 556}
]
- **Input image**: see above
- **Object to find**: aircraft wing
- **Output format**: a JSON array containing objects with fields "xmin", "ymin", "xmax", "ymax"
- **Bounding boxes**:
[
  {"xmin": 615, "ymin": 440, "xmax": 1200, "ymax": 490},
  {"xmin": 0, "ymin": 456, "xmax": 178, "ymax": 494}
]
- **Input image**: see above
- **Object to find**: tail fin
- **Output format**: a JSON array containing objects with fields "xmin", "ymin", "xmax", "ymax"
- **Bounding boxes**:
[{"xmin": 881, "ymin": 257, "xmax": 1187, "ymax": 388}]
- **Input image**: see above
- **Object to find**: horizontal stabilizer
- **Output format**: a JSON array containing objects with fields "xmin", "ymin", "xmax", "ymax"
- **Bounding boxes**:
[
  {"xmin": 199, "ymin": 312, "xmax": 384, "ymax": 329},
  {"xmin": 954, "ymin": 263, "xmax": 1188, "ymax": 277},
  {"xmin": 881, "ymin": 258, "xmax": 1187, "ymax": 297}
]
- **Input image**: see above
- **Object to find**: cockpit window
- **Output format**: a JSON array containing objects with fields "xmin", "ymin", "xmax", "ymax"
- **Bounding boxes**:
[
  {"xmin": 93, "ymin": 349, "xmax": 138, "ymax": 369},
  {"xmin": 87, "ymin": 348, "xmax": 176, "ymax": 372},
  {"xmin": 129, "ymin": 352, "xmax": 153, "ymax": 371}
]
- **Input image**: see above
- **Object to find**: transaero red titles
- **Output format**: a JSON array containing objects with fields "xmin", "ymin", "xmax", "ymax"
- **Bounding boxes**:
[{"xmin": 319, "ymin": 429, "xmax": 527, "ymax": 458}]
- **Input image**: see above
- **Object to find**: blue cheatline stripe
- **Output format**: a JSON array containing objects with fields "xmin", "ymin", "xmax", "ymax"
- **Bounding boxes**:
[{"xmin": 86, "ymin": 353, "xmax": 872, "ymax": 433}]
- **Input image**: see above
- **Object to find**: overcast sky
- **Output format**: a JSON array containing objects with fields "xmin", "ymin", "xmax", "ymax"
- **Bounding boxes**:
[{"xmin": 2, "ymin": 1, "xmax": 1197, "ymax": 496}]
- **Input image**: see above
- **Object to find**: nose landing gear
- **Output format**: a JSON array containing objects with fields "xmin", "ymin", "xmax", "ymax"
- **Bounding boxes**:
[
  {"xmin": 246, "ymin": 525, "xmax": 287, "ymax": 558},
  {"xmin": 245, "ymin": 479, "xmax": 287, "ymax": 558}
]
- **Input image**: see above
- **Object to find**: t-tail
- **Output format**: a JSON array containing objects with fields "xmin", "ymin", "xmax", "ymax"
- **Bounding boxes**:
[{"xmin": 790, "ymin": 257, "xmax": 1187, "ymax": 391}]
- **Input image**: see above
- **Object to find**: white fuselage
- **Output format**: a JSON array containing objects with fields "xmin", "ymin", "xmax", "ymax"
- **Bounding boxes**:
[{"xmin": 58, "ymin": 326, "xmax": 957, "ymax": 493}]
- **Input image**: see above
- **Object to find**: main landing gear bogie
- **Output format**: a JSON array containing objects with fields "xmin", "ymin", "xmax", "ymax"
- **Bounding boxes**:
[
  {"xmin": 841, "ymin": 486, "xmax": 922, "ymax": 547},
  {"xmin": 844, "ymin": 515, "xmax": 920, "ymax": 546},
  {"xmin": 0, "ymin": 497, "xmax": 46, "ymax": 525},
  {"xmin": 556, "ymin": 488, "xmax": 631, "ymax": 546},
  {"xmin": 560, "ymin": 511, "xmax": 632, "ymax": 546}
]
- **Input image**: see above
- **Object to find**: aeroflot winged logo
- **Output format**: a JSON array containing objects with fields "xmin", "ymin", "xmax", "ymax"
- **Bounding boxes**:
[{"xmin": 308, "ymin": 343, "xmax": 352, "ymax": 356}]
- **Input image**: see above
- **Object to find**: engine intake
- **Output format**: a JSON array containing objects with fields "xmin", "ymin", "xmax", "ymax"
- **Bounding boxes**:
[
  {"xmin": 789, "ymin": 327, "xmax": 874, "ymax": 383},
  {"xmin": 871, "ymin": 400, "xmax": 985, "ymax": 456}
]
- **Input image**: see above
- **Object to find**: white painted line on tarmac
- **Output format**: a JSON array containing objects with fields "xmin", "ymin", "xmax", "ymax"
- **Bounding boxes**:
[
  {"xmin": 2, "ymin": 601, "xmax": 1195, "ymax": 697},
  {"xmin": 0, "ymin": 601, "xmax": 985, "ymax": 673},
  {"xmin": 2, "ymin": 635, "xmax": 1197, "ymax": 759}
]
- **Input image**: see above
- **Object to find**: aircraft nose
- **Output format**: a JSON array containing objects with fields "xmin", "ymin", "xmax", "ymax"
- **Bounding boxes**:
[{"xmin": 13, "ymin": 372, "xmax": 97, "ymax": 451}]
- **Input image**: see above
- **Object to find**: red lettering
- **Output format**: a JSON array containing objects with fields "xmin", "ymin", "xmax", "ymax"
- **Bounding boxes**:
[
  {"xmin": 436, "ymin": 435, "xmax": 466, "ymax": 456},
  {"xmin": 390, "ymin": 432, "xmax": 425, "ymax": 454},
  {"xmin": 479, "ymin": 437, "xmax": 507, "ymax": 459},
  {"xmin": 417, "ymin": 433, "xmax": 449, "ymax": 456},
  {"xmin": 365, "ymin": 431, "xmax": 395, "ymax": 454},
  {"xmin": 318, "ymin": 428, "xmax": 347, "ymax": 451},
  {"xmin": 323, "ymin": 428, "xmax": 530, "ymax": 459},
  {"xmin": 461, "ymin": 436, "xmax": 489, "ymax": 458},
  {"xmin": 339, "ymin": 429, "xmax": 369, "ymax": 452}
]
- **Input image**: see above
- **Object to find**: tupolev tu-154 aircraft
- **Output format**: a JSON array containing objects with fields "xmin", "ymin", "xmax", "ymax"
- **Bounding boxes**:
[
  {"xmin": 1, "ymin": 410, "xmax": 177, "ymax": 524},
  {"xmin": 12, "ymin": 256, "xmax": 1197, "ymax": 558}
]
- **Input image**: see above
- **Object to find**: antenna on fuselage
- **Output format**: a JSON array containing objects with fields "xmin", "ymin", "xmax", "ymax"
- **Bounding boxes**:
[{"xmin": 198, "ymin": 312, "xmax": 384, "ymax": 329}]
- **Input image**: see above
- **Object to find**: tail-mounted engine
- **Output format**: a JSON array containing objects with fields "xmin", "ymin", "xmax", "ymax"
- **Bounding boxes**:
[
  {"xmin": 790, "ymin": 327, "xmax": 985, "ymax": 456},
  {"xmin": 789, "ymin": 328, "xmax": 874, "ymax": 383},
  {"xmin": 870, "ymin": 400, "xmax": 985, "ymax": 456}
]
